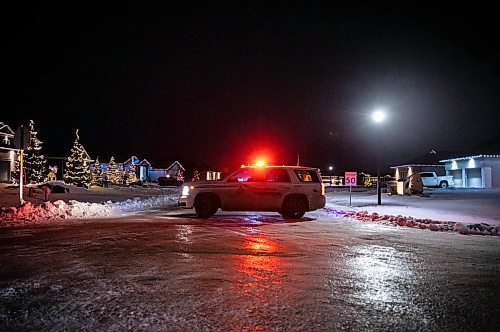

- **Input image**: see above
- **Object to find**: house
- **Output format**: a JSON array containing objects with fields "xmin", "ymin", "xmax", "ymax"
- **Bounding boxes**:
[
  {"xmin": 92, "ymin": 156, "xmax": 154, "ymax": 182},
  {"xmin": 123, "ymin": 156, "xmax": 151, "ymax": 181},
  {"xmin": 391, "ymin": 150, "xmax": 453, "ymax": 180},
  {"xmin": 178, "ymin": 160, "xmax": 222, "ymax": 181},
  {"xmin": 439, "ymin": 135, "xmax": 500, "ymax": 188},
  {"xmin": 440, "ymin": 155, "xmax": 500, "ymax": 188},
  {"xmin": 148, "ymin": 161, "xmax": 184, "ymax": 182},
  {"xmin": 390, "ymin": 150, "xmax": 455, "ymax": 195},
  {"xmin": 0, "ymin": 122, "xmax": 18, "ymax": 183},
  {"xmin": 91, "ymin": 157, "xmax": 221, "ymax": 183}
]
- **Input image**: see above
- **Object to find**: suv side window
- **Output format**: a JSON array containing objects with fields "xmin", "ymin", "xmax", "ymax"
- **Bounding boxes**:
[
  {"xmin": 294, "ymin": 170, "xmax": 320, "ymax": 183},
  {"xmin": 227, "ymin": 169, "xmax": 269, "ymax": 182},
  {"xmin": 420, "ymin": 173, "xmax": 432, "ymax": 177},
  {"xmin": 267, "ymin": 169, "xmax": 291, "ymax": 182},
  {"xmin": 228, "ymin": 169, "xmax": 253, "ymax": 182}
]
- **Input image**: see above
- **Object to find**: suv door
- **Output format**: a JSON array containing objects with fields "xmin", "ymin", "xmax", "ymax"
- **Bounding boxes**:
[
  {"xmin": 220, "ymin": 168, "xmax": 262, "ymax": 211},
  {"xmin": 257, "ymin": 168, "xmax": 292, "ymax": 211}
]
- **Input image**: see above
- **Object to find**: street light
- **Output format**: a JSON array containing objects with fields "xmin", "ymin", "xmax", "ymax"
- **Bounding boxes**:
[
  {"xmin": 372, "ymin": 109, "xmax": 386, "ymax": 205},
  {"xmin": 328, "ymin": 165, "xmax": 333, "ymax": 186},
  {"xmin": 372, "ymin": 109, "xmax": 386, "ymax": 123}
]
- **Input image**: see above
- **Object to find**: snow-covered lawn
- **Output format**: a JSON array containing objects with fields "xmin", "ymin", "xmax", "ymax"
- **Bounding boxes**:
[
  {"xmin": 0, "ymin": 182, "xmax": 180, "ymax": 225},
  {"xmin": 313, "ymin": 188, "xmax": 500, "ymax": 236}
]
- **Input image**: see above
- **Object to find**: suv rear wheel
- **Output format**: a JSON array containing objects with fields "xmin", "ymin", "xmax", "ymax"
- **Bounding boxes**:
[
  {"xmin": 194, "ymin": 194, "xmax": 219, "ymax": 218},
  {"xmin": 280, "ymin": 196, "xmax": 307, "ymax": 219}
]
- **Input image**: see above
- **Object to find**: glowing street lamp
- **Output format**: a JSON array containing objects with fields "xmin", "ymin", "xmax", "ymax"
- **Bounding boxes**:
[
  {"xmin": 372, "ymin": 109, "xmax": 386, "ymax": 205},
  {"xmin": 372, "ymin": 109, "xmax": 386, "ymax": 123}
]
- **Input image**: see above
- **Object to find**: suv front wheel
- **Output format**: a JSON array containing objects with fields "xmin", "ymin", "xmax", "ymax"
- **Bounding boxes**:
[
  {"xmin": 280, "ymin": 196, "xmax": 307, "ymax": 219},
  {"xmin": 194, "ymin": 194, "xmax": 219, "ymax": 218}
]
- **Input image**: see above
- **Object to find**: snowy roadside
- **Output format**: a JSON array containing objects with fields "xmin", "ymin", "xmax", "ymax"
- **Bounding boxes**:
[
  {"xmin": 0, "ymin": 194, "xmax": 179, "ymax": 226},
  {"xmin": 0, "ymin": 182, "xmax": 180, "ymax": 226},
  {"xmin": 312, "ymin": 190, "xmax": 500, "ymax": 236}
]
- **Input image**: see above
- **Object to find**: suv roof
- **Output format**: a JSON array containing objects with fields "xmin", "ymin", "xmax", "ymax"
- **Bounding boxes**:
[{"xmin": 241, "ymin": 165, "xmax": 319, "ymax": 170}]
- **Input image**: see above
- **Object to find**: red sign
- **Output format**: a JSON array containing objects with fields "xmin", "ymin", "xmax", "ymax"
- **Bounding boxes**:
[{"xmin": 345, "ymin": 172, "xmax": 357, "ymax": 186}]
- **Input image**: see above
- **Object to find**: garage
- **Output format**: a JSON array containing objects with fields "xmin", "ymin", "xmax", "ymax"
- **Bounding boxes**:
[
  {"xmin": 466, "ymin": 168, "xmax": 482, "ymax": 188},
  {"xmin": 451, "ymin": 169, "xmax": 463, "ymax": 187},
  {"xmin": 0, "ymin": 160, "xmax": 10, "ymax": 182},
  {"xmin": 441, "ymin": 155, "xmax": 500, "ymax": 189}
]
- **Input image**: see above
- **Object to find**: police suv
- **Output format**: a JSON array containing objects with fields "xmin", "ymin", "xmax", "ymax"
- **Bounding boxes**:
[{"xmin": 178, "ymin": 165, "xmax": 326, "ymax": 218}]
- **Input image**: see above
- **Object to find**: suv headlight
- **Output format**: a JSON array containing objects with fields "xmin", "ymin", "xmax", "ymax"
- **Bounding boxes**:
[{"xmin": 181, "ymin": 185, "xmax": 190, "ymax": 197}]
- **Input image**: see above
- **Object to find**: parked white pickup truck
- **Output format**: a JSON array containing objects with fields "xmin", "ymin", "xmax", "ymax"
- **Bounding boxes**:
[{"xmin": 418, "ymin": 172, "xmax": 454, "ymax": 188}]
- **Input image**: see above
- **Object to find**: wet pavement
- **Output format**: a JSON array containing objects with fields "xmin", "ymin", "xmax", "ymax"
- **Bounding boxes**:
[{"xmin": 1, "ymin": 210, "xmax": 500, "ymax": 331}]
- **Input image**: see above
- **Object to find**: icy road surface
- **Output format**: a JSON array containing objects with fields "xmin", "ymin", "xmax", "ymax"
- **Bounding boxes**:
[{"xmin": 1, "ymin": 210, "xmax": 500, "ymax": 331}]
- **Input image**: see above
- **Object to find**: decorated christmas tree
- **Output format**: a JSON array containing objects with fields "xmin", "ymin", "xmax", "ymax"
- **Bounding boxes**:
[
  {"xmin": 11, "ymin": 156, "xmax": 20, "ymax": 185},
  {"xmin": 91, "ymin": 157, "xmax": 102, "ymax": 186},
  {"xmin": 108, "ymin": 156, "xmax": 118, "ymax": 184},
  {"xmin": 192, "ymin": 170, "xmax": 200, "ymax": 181},
  {"xmin": 127, "ymin": 161, "xmax": 137, "ymax": 184},
  {"xmin": 64, "ymin": 129, "xmax": 91, "ymax": 188},
  {"xmin": 24, "ymin": 120, "xmax": 47, "ymax": 184},
  {"xmin": 176, "ymin": 169, "xmax": 185, "ymax": 182},
  {"xmin": 115, "ymin": 163, "xmax": 124, "ymax": 184}
]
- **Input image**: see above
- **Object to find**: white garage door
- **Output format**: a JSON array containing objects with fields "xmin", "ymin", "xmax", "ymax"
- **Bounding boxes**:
[
  {"xmin": 451, "ymin": 170, "xmax": 462, "ymax": 187},
  {"xmin": 466, "ymin": 168, "xmax": 482, "ymax": 188},
  {"xmin": 0, "ymin": 161, "xmax": 10, "ymax": 182}
]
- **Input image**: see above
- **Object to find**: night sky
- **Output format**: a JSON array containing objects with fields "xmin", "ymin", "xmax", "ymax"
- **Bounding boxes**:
[{"xmin": 2, "ymin": 3, "xmax": 500, "ymax": 174}]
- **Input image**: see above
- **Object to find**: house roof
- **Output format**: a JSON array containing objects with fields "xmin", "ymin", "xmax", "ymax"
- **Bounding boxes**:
[
  {"xmin": 165, "ymin": 160, "xmax": 185, "ymax": 171},
  {"xmin": 0, "ymin": 122, "xmax": 17, "ymax": 150},
  {"xmin": 440, "ymin": 154, "xmax": 500, "ymax": 162},
  {"xmin": 137, "ymin": 159, "xmax": 151, "ymax": 166},
  {"xmin": 390, "ymin": 164, "xmax": 445, "ymax": 169},
  {"xmin": 123, "ymin": 155, "xmax": 140, "ymax": 166},
  {"xmin": 0, "ymin": 122, "xmax": 15, "ymax": 136}
]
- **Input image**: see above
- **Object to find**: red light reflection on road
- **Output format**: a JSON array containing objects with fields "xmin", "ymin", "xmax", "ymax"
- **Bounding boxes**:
[{"xmin": 234, "ymin": 235, "xmax": 286, "ymax": 296}]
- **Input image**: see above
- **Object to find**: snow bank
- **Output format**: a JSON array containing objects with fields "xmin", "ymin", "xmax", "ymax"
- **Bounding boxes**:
[
  {"xmin": 319, "ymin": 207, "xmax": 500, "ymax": 236},
  {"xmin": 0, "ymin": 194, "xmax": 178, "ymax": 226}
]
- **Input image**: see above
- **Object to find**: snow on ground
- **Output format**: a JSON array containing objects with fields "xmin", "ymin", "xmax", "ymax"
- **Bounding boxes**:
[
  {"xmin": 313, "ymin": 188, "xmax": 500, "ymax": 236},
  {"xmin": 0, "ymin": 181, "xmax": 180, "ymax": 226}
]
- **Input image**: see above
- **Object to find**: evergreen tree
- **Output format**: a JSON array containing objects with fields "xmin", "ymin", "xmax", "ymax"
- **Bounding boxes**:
[
  {"xmin": 64, "ymin": 129, "xmax": 91, "ymax": 188},
  {"xmin": 176, "ymin": 169, "xmax": 185, "ymax": 182},
  {"xmin": 115, "ymin": 163, "xmax": 124, "ymax": 184},
  {"xmin": 192, "ymin": 170, "xmax": 200, "ymax": 181},
  {"xmin": 127, "ymin": 161, "xmax": 137, "ymax": 184},
  {"xmin": 24, "ymin": 120, "xmax": 47, "ymax": 184},
  {"xmin": 11, "ymin": 155, "xmax": 20, "ymax": 184},
  {"xmin": 108, "ymin": 156, "xmax": 118, "ymax": 184},
  {"xmin": 91, "ymin": 157, "xmax": 102, "ymax": 186}
]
